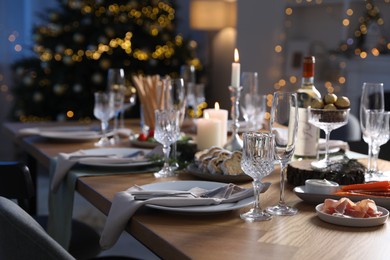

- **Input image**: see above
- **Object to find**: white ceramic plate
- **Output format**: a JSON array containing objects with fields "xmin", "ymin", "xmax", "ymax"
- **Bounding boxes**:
[
  {"xmin": 294, "ymin": 185, "xmax": 390, "ymax": 210},
  {"xmin": 78, "ymin": 148, "xmax": 155, "ymax": 168},
  {"xmin": 316, "ymin": 203, "xmax": 389, "ymax": 227},
  {"xmin": 186, "ymin": 163, "xmax": 252, "ymax": 183},
  {"xmin": 33, "ymin": 125, "xmax": 106, "ymax": 141},
  {"xmin": 39, "ymin": 130, "xmax": 102, "ymax": 141},
  {"xmin": 140, "ymin": 180, "xmax": 254, "ymax": 213}
]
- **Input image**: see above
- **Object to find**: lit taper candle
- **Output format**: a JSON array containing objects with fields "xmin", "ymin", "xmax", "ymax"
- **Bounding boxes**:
[{"xmin": 231, "ymin": 48, "xmax": 240, "ymax": 88}]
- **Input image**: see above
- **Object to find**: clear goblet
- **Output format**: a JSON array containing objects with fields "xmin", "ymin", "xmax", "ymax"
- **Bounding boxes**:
[
  {"xmin": 240, "ymin": 132, "xmax": 275, "ymax": 222},
  {"xmin": 360, "ymin": 82, "xmax": 384, "ymax": 175},
  {"xmin": 308, "ymin": 108, "xmax": 350, "ymax": 169},
  {"xmin": 93, "ymin": 92, "xmax": 115, "ymax": 147},
  {"xmin": 154, "ymin": 109, "xmax": 180, "ymax": 178},
  {"xmin": 266, "ymin": 92, "xmax": 298, "ymax": 216}
]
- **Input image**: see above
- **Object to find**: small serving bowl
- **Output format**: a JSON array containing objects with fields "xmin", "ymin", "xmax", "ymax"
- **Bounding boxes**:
[{"xmin": 305, "ymin": 179, "xmax": 339, "ymax": 194}]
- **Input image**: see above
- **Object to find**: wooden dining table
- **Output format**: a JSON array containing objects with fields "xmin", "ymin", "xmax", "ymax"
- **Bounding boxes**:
[{"xmin": 3, "ymin": 120, "xmax": 390, "ymax": 260}]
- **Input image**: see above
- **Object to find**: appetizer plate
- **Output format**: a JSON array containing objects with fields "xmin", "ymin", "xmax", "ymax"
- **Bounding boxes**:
[
  {"xmin": 294, "ymin": 185, "xmax": 390, "ymax": 210},
  {"xmin": 186, "ymin": 163, "xmax": 252, "ymax": 183},
  {"xmin": 316, "ymin": 203, "xmax": 389, "ymax": 227},
  {"xmin": 77, "ymin": 147, "xmax": 155, "ymax": 168},
  {"xmin": 140, "ymin": 180, "xmax": 255, "ymax": 213}
]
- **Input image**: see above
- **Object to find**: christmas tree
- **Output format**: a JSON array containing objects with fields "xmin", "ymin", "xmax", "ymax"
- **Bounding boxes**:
[
  {"xmin": 11, "ymin": 0, "xmax": 201, "ymax": 122},
  {"xmin": 338, "ymin": 0, "xmax": 389, "ymax": 57}
]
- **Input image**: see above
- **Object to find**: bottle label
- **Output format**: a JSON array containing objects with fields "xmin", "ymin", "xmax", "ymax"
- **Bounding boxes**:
[{"xmin": 295, "ymin": 107, "xmax": 318, "ymax": 157}]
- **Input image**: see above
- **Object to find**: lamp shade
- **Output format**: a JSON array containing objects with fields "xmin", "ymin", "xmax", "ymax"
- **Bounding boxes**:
[{"xmin": 190, "ymin": 0, "xmax": 237, "ymax": 30}]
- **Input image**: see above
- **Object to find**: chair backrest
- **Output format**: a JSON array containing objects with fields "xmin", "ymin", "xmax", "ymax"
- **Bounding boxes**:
[
  {"xmin": 0, "ymin": 161, "xmax": 35, "ymax": 213},
  {"xmin": 0, "ymin": 196, "xmax": 75, "ymax": 260}
]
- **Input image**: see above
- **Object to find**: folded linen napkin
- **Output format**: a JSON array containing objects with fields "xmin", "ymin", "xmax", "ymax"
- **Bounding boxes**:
[
  {"xmin": 99, "ymin": 183, "xmax": 269, "ymax": 249},
  {"xmin": 51, "ymin": 150, "xmax": 145, "ymax": 192}
]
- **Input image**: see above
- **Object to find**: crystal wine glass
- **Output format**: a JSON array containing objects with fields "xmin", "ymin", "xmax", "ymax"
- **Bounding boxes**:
[
  {"xmin": 360, "ymin": 82, "xmax": 385, "ymax": 175},
  {"xmin": 107, "ymin": 68, "xmax": 125, "ymax": 144},
  {"xmin": 308, "ymin": 108, "xmax": 350, "ymax": 169},
  {"xmin": 93, "ymin": 92, "xmax": 115, "ymax": 147},
  {"xmin": 154, "ymin": 109, "xmax": 180, "ymax": 178},
  {"xmin": 265, "ymin": 92, "xmax": 298, "ymax": 216},
  {"xmin": 363, "ymin": 110, "xmax": 389, "ymax": 182},
  {"xmin": 372, "ymin": 111, "xmax": 390, "ymax": 178},
  {"xmin": 240, "ymin": 132, "xmax": 275, "ymax": 222}
]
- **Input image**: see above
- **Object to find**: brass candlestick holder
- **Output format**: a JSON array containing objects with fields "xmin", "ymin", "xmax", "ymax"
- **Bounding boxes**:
[{"xmin": 224, "ymin": 86, "xmax": 243, "ymax": 151}]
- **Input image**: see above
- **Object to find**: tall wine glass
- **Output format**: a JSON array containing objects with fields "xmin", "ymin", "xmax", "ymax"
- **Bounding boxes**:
[
  {"xmin": 308, "ymin": 108, "xmax": 350, "ymax": 169},
  {"xmin": 266, "ymin": 92, "xmax": 298, "ymax": 216},
  {"xmin": 94, "ymin": 92, "xmax": 115, "ymax": 147},
  {"xmin": 154, "ymin": 109, "xmax": 180, "ymax": 178},
  {"xmin": 107, "ymin": 68, "xmax": 125, "ymax": 144},
  {"xmin": 360, "ymin": 82, "xmax": 384, "ymax": 175},
  {"xmin": 241, "ymin": 132, "xmax": 275, "ymax": 222}
]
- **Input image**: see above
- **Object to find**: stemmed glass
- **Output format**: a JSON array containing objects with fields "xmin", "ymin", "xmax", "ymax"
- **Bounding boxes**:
[
  {"xmin": 120, "ymin": 89, "xmax": 137, "ymax": 129},
  {"xmin": 107, "ymin": 68, "xmax": 125, "ymax": 144},
  {"xmin": 154, "ymin": 109, "xmax": 181, "ymax": 178},
  {"xmin": 360, "ymin": 82, "xmax": 385, "ymax": 176},
  {"xmin": 93, "ymin": 92, "xmax": 115, "ymax": 147},
  {"xmin": 308, "ymin": 108, "xmax": 350, "ymax": 169},
  {"xmin": 240, "ymin": 132, "xmax": 275, "ymax": 222},
  {"xmin": 266, "ymin": 92, "xmax": 298, "ymax": 216},
  {"xmin": 240, "ymin": 72, "xmax": 263, "ymax": 130},
  {"xmin": 372, "ymin": 112, "xmax": 390, "ymax": 177},
  {"xmin": 164, "ymin": 78, "xmax": 186, "ymax": 169}
]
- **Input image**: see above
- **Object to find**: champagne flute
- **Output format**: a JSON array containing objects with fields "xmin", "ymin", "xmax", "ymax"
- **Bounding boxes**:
[
  {"xmin": 120, "ymin": 87, "xmax": 137, "ymax": 129},
  {"xmin": 93, "ymin": 92, "xmax": 115, "ymax": 147},
  {"xmin": 163, "ymin": 78, "xmax": 186, "ymax": 169},
  {"xmin": 360, "ymin": 82, "xmax": 384, "ymax": 176},
  {"xmin": 240, "ymin": 72, "xmax": 259, "ymax": 130},
  {"xmin": 266, "ymin": 92, "xmax": 298, "ymax": 216},
  {"xmin": 107, "ymin": 68, "xmax": 125, "ymax": 144},
  {"xmin": 240, "ymin": 132, "xmax": 275, "ymax": 222},
  {"xmin": 154, "ymin": 109, "xmax": 181, "ymax": 178}
]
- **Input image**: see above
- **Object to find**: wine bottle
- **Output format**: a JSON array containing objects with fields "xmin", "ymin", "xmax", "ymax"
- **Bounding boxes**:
[{"xmin": 294, "ymin": 56, "xmax": 321, "ymax": 160}]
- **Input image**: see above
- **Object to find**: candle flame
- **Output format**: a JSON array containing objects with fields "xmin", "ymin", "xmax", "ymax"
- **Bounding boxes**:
[
  {"xmin": 204, "ymin": 112, "xmax": 209, "ymax": 119},
  {"xmin": 214, "ymin": 102, "xmax": 220, "ymax": 110},
  {"xmin": 234, "ymin": 48, "xmax": 239, "ymax": 62}
]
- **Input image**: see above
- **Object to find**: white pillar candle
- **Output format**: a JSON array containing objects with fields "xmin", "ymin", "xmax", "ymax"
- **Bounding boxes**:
[
  {"xmin": 196, "ymin": 112, "xmax": 222, "ymax": 150},
  {"xmin": 203, "ymin": 102, "xmax": 228, "ymax": 146},
  {"xmin": 231, "ymin": 48, "xmax": 240, "ymax": 88}
]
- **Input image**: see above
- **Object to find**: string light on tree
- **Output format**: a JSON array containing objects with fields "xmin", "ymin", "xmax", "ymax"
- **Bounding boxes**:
[{"xmin": 11, "ymin": 0, "xmax": 201, "ymax": 122}]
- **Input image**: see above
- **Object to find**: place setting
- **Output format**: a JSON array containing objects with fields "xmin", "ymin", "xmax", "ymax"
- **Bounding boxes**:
[{"xmin": 99, "ymin": 180, "xmax": 269, "ymax": 249}]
